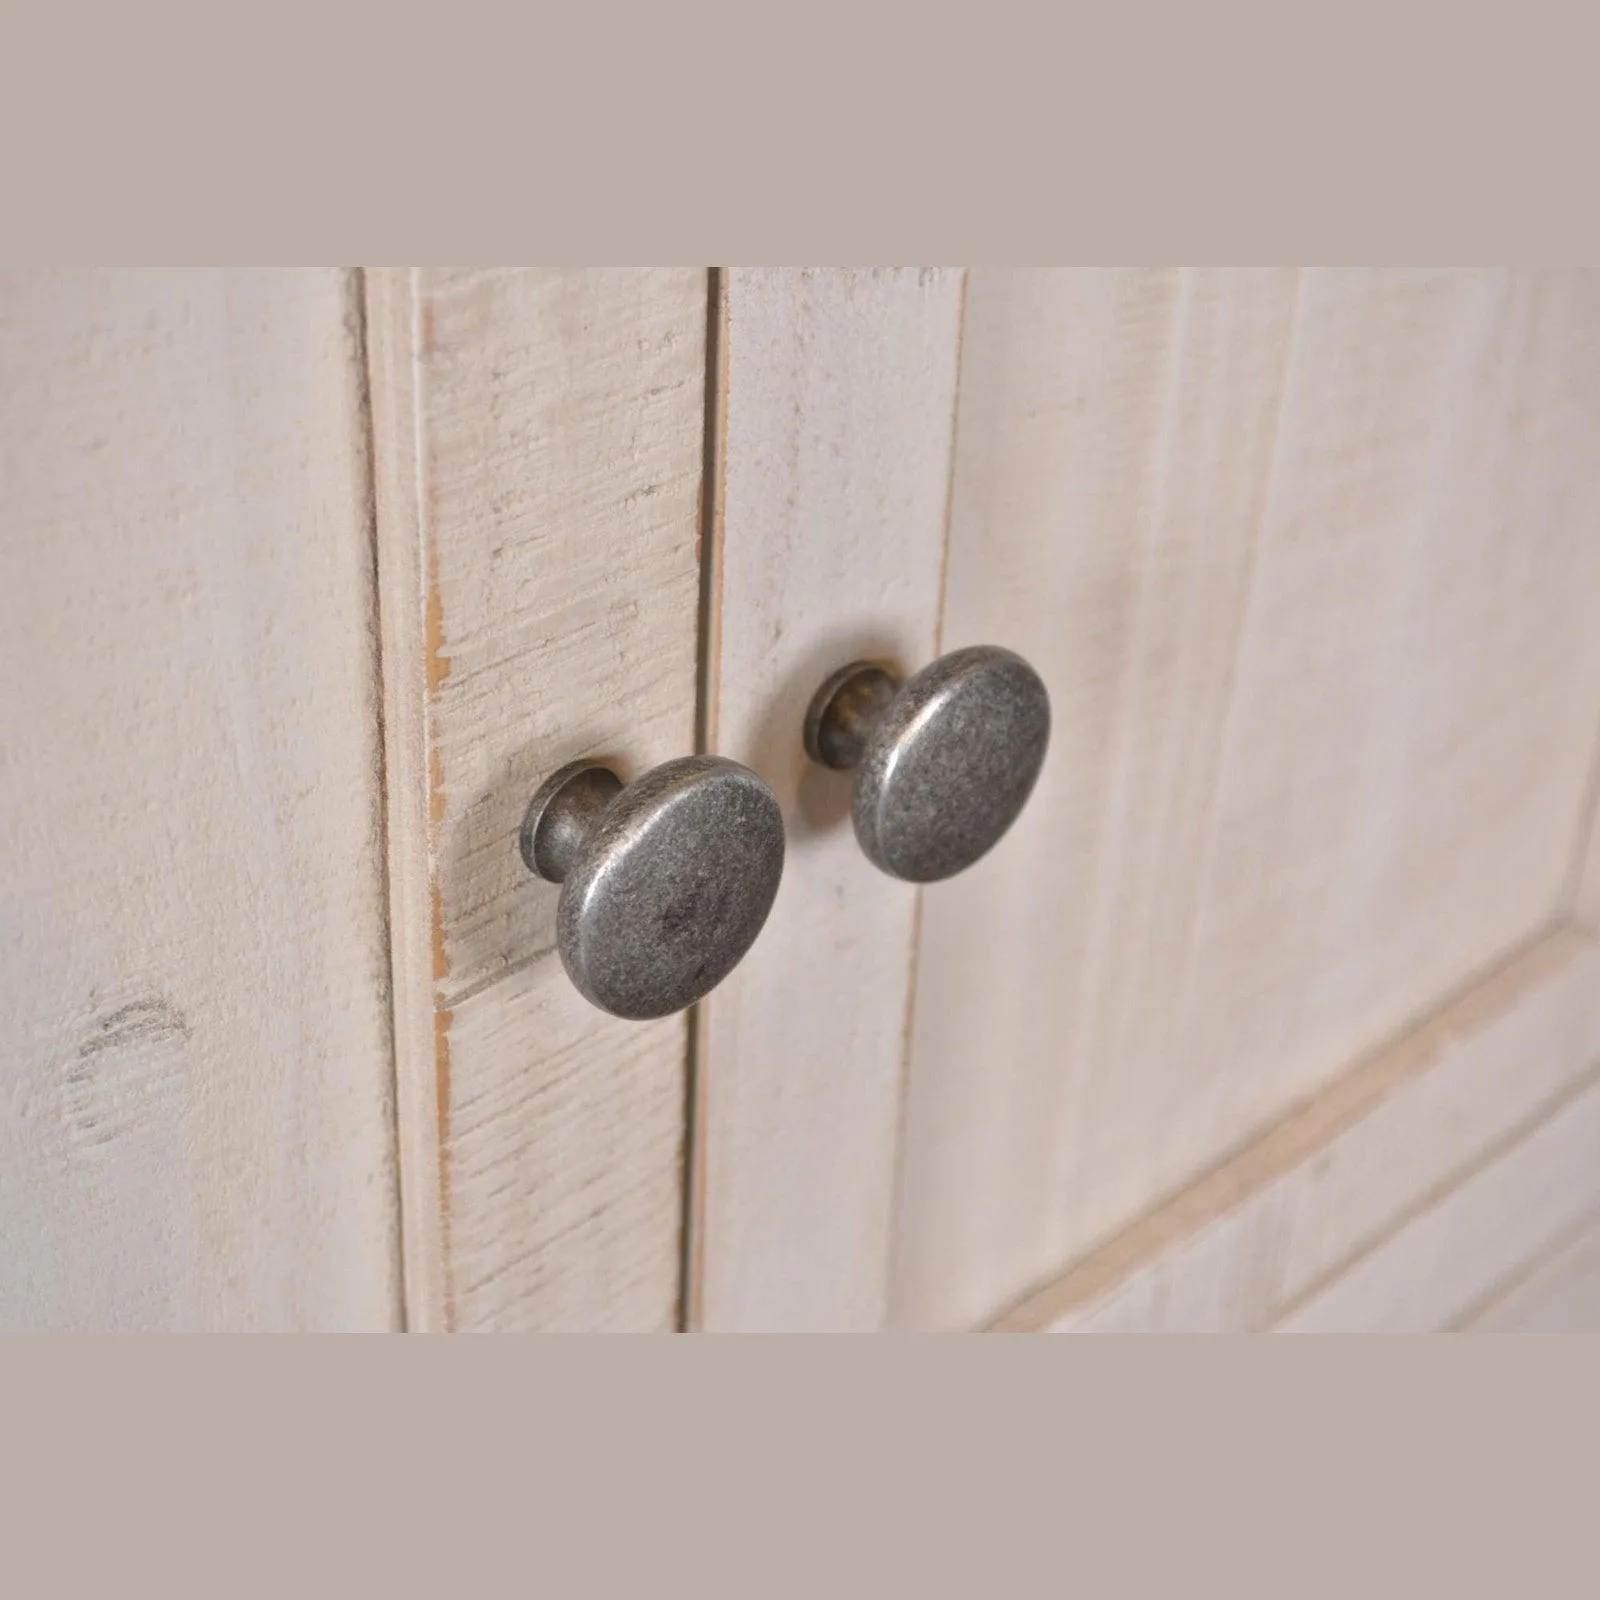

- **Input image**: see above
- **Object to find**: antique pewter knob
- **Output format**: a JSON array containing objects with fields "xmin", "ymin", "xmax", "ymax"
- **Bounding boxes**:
[
  {"xmin": 520, "ymin": 756, "xmax": 784, "ymax": 1020},
  {"xmin": 803, "ymin": 645, "xmax": 1050, "ymax": 882}
]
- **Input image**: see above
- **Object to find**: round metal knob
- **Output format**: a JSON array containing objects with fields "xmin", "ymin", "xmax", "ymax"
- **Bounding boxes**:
[
  {"xmin": 520, "ymin": 756, "xmax": 784, "ymax": 1020},
  {"xmin": 804, "ymin": 645, "xmax": 1050, "ymax": 882}
]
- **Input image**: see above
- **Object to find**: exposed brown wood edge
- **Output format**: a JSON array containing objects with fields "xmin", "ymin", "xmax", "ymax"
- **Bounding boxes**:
[
  {"xmin": 348, "ymin": 269, "xmax": 408, "ymax": 1329},
  {"xmin": 989, "ymin": 925, "xmax": 1600, "ymax": 1332},
  {"xmin": 681, "ymin": 268, "xmax": 728, "ymax": 1332},
  {"xmin": 365, "ymin": 269, "xmax": 451, "ymax": 1331}
]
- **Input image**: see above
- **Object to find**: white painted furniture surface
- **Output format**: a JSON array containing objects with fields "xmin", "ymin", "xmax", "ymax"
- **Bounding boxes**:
[
  {"xmin": 0, "ymin": 270, "xmax": 399, "ymax": 1330},
  {"xmin": 4, "ymin": 269, "xmax": 1598, "ymax": 1331}
]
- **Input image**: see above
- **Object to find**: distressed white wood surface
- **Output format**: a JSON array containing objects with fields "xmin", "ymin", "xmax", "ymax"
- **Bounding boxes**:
[
  {"xmin": 992, "ymin": 930, "xmax": 1600, "ymax": 1332},
  {"xmin": 0, "ymin": 270, "xmax": 399, "ymax": 1330},
  {"xmin": 893, "ymin": 269, "xmax": 1600, "ymax": 1330},
  {"xmin": 691, "ymin": 269, "xmax": 964, "ymax": 1330},
  {"xmin": 368, "ymin": 269, "xmax": 706, "ymax": 1330},
  {"xmin": 1462, "ymin": 1211, "xmax": 1600, "ymax": 1332},
  {"xmin": 1276, "ymin": 1066, "xmax": 1600, "ymax": 1333}
]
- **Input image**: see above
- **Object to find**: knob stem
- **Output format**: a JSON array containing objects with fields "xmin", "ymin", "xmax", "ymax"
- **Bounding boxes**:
[
  {"xmin": 520, "ymin": 760, "xmax": 624, "ymax": 882},
  {"xmin": 803, "ymin": 662, "xmax": 901, "ymax": 770}
]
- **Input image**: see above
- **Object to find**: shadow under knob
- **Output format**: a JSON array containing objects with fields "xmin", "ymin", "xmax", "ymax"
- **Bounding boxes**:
[
  {"xmin": 520, "ymin": 755, "xmax": 784, "ymax": 1020},
  {"xmin": 804, "ymin": 644, "xmax": 1050, "ymax": 882}
]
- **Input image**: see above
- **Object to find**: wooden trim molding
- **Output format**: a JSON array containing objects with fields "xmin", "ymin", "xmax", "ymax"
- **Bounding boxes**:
[{"xmin": 993, "ymin": 929, "xmax": 1600, "ymax": 1333}]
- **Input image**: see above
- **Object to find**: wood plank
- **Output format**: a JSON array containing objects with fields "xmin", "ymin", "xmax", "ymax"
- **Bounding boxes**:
[
  {"xmin": 691, "ymin": 268, "xmax": 965, "ymax": 1330},
  {"xmin": 368, "ymin": 269, "xmax": 706, "ymax": 1330},
  {"xmin": 1460, "ymin": 1211, "xmax": 1600, "ymax": 1332},
  {"xmin": 1276, "ymin": 1069, "xmax": 1600, "ymax": 1332},
  {"xmin": 993, "ymin": 930, "xmax": 1600, "ymax": 1331},
  {"xmin": 0, "ymin": 269, "xmax": 399, "ymax": 1330},
  {"xmin": 895, "ymin": 269, "xmax": 1600, "ymax": 1330}
]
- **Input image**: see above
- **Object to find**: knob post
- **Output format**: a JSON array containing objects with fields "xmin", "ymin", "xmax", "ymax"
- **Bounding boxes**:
[
  {"xmin": 520, "ymin": 760, "xmax": 624, "ymax": 882},
  {"xmin": 803, "ymin": 662, "xmax": 901, "ymax": 770}
]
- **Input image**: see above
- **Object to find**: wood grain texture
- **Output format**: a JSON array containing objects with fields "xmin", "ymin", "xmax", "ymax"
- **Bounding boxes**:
[
  {"xmin": 690, "ymin": 268, "xmax": 965, "ymax": 1330},
  {"xmin": 0, "ymin": 270, "xmax": 399, "ymax": 1330},
  {"xmin": 1276, "ymin": 1065, "xmax": 1600, "ymax": 1333},
  {"xmin": 368, "ymin": 269, "xmax": 706, "ymax": 1330},
  {"xmin": 993, "ymin": 929, "xmax": 1600, "ymax": 1331},
  {"xmin": 893, "ymin": 269, "xmax": 1600, "ymax": 1330},
  {"xmin": 1461, "ymin": 1210, "xmax": 1600, "ymax": 1331}
]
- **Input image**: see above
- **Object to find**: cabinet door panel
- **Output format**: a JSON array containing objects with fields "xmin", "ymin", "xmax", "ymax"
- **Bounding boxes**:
[{"xmin": 895, "ymin": 269, "xmax": 1600, "ymax": 1328}]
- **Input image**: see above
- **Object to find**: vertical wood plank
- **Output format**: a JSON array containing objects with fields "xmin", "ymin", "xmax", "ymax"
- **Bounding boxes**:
[
  {"xmin": 895, "ymin": 269, "xmax": 1600, "ymax": 1330},
  {"xmin": 0, "ymin": 270, "xmax": 399, "ymax": 1330},
  {"xmin": 893, "ymin": 269, "xmax": 1301, "ymax": 1328},
  {"xmin": 692, "ymin": 268, "xmax": 965, "ymax": 1329},
  {"xmin": 368, "ymin": 269, "xmax": 706, "ymax": 1330}
]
